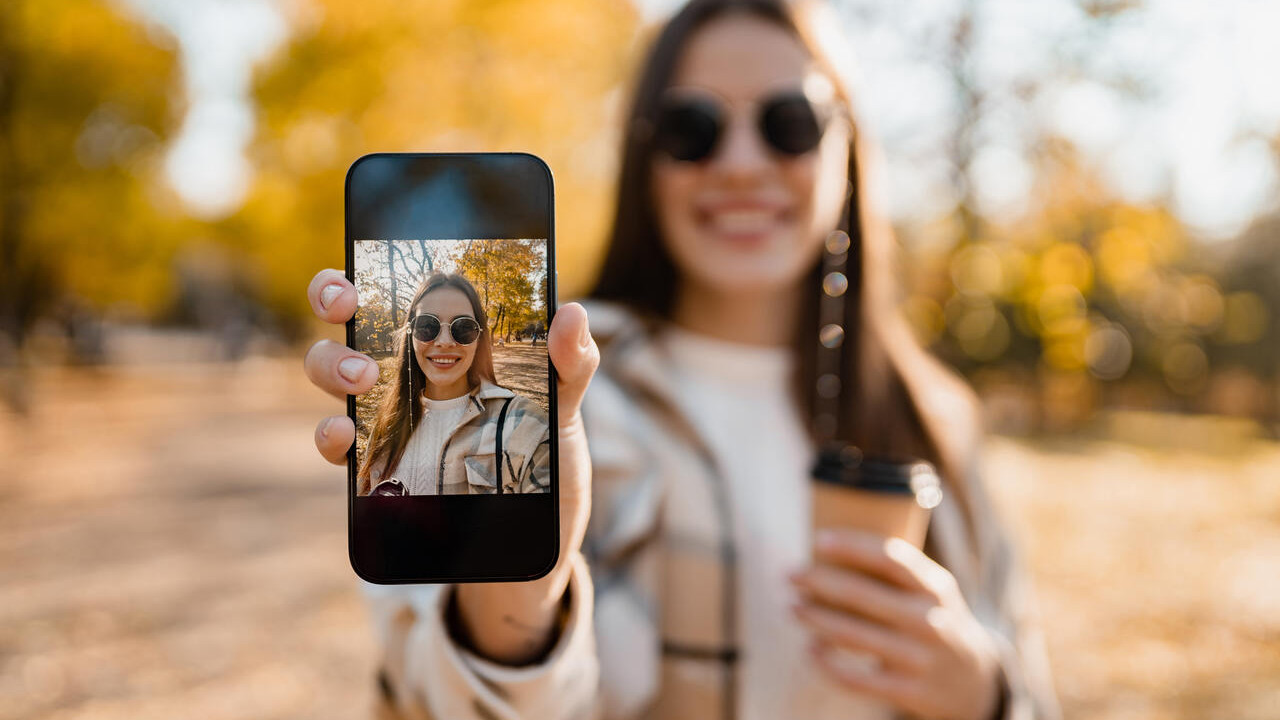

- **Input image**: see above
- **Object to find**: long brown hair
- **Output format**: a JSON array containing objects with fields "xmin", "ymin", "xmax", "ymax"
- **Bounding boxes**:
[
  {"xmin": 358, "ymin": 272, "xmax": 497, "ymax": 492},
  {"xmin": 590, "ymin": 0, "xmax": 987, "ymax": 550}
]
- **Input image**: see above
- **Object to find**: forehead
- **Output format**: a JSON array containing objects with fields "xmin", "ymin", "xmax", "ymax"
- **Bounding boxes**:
[
  {"xmin": 671, "ymin": 13, "xmax": 817, "ymax": 100},
  {"xmin": 414, "ymin": 286, "xmax": 473, "ymax": 318}
]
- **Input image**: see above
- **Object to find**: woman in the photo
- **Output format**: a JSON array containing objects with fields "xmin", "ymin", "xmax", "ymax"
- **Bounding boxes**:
[
  {"xmin": 358, "ymin": 271, "xmax": 551, "ymax": 496},
  {"xmin": 305, "ymin": 0, "xmax": 1059, "ymax": 718}
]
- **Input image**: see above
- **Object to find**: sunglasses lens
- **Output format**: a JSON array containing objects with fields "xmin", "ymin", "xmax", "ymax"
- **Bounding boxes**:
[
  {"xmin": 761, "ymin": 95, "xmax": 823, "ymax": 155},
  {"xmin": 654, "ymin": 99, "xmax": 721, "ymax": 162},
  {"xmin": 451, "ymin": 318, "xmax": 481, "ymax": 345},
  {"xmin": 412, "ymin": 316, "xmax": 441, "ymax": 342}
]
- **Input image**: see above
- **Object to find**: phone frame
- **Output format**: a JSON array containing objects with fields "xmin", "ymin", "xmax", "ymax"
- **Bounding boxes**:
[{"xmin": 344, "ymin": 152, "xmax": 559, "ymax": 584}]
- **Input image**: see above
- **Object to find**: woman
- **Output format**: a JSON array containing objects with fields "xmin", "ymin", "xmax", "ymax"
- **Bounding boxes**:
[
  {"xmin": 304, "ymin": 1, "xmax": 1060, "ymax": 718},
  {"xmin": 357, "ymin": 271, "xmax": 551, "ymax": 496}
]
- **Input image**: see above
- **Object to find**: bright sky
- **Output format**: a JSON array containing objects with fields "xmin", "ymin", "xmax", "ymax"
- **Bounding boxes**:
[
  {"xmin": 124, "ymin": 0, "xmax": 286, "ymax": 219},
  {"xmin": 128, "ymin": 0, "xmax": 1280, "ymax": 240},
  {"xmin": 823, "ymin": 0, "xmax": 1280, "ymax": 239}
]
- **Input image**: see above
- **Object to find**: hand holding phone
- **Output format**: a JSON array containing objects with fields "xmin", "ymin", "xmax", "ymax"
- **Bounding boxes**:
[
  {"xmin": 344, "ymin": 153, "xmax": 565, "ymax": 584},
  {"xmin": 303, "ymin": 153, "xmax": 600, "ymax": 662}
]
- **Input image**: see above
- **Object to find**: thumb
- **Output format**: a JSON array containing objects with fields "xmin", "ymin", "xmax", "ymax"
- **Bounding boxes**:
[{"xmin": 546, "ymin": 302, "xmax": 599, "ymax": 428}]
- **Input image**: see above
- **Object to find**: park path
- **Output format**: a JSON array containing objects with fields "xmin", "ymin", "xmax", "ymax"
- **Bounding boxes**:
[
  {"xmin": 0, "ymin": 360, "xmax": 373, "ymax": 720},
  {"xmin": 492, "ymin": 343, "xmax": 550, "ymax": 413}
]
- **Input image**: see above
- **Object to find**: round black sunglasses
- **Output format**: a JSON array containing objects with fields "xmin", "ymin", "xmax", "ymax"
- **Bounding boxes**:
[
  {"xmin": 408, "ymin": 314, "xmax": 482, "ymax": 345},
  {"xmin": 652, "ymin": 90, "xmax": 835, "ymax": 163}
]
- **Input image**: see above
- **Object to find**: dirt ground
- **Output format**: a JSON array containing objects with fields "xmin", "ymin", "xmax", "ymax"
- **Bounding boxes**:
[
  {"xmin": 492, "ymin": 343, "xmax": 550, "ymax": 414},
  {"xmin": 1, "ymin": 358, "xmax": 1277, "ymax": 719}
]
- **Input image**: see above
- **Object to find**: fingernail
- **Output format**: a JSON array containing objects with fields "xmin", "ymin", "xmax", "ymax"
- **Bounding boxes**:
[
  {"xmin": 885, "ymin": 537, "xmax": 912, "ymax": 561},
  {"xmin": 319, "ymin": 417, "xmax": 333, "ymax": 439},
  {"xmin": 338, "ymin": 357, "xmax": 370, "ymax": 383},
  {"xmin": 319, "ymin": 284, "xmax": 343, "ymax": 310},
  {"xmin": 816, "ymin": 530, "xmax": 837, "ymax": 550},
  {"xmin": 578, "ymin": 316, "xmax": 592, "ymax": 348}
]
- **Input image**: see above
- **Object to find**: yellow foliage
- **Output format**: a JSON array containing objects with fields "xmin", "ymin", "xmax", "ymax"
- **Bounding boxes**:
[
  {"xmin": 240, "ymin": 0, "xmax": 641, "ymax": 327},
  {"xmin": 1039, "ymin": 242, "xmax": 1094, "ymax": 295},
  {"xmin": 1219, "ymin": 292, "xmax": 1268, "ymax": 345},
  {"xmin": 3, "ymin": 0, "xmax": 182, "ymax": 320},
  {"xmin": 1096, "ymin": 226, "xmax": 1152, "ymax": 294}
]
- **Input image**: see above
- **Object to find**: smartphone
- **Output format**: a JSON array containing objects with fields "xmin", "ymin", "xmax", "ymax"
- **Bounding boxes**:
[{"xmin": 344, "ymin": 153, "xmax": 558, "ymax": 583}]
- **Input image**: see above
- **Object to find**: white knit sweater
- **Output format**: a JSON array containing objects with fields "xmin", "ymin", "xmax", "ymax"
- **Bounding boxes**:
[{"xmin": 659, "ymin": 326, "xmax": 892, "ymax": 720}]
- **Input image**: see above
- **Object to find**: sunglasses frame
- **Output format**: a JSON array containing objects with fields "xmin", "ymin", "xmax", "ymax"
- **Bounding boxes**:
[
  {"xmin": 408, "ymin": 313, "xmax": 483, "ymax": 345},
  {"xmin": 650, "ymin": 88, "xmax": 841, "ymax": 163}
]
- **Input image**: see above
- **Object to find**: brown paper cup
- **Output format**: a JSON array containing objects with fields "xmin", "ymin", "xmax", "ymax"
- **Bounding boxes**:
[{"xmin": 811, "ymin": 457, "xmax": 941, "ymax": 549}]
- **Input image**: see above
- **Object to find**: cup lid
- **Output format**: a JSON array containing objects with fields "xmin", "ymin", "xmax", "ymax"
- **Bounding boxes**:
[{"xmin": 812, "ymin": 448, "xmax": 943, "ymax": 509}]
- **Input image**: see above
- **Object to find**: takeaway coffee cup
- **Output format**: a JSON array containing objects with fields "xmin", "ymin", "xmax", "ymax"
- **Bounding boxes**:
[{"xmin": 811, "ymin": 448, "xmax": 943, "ymax": 549}]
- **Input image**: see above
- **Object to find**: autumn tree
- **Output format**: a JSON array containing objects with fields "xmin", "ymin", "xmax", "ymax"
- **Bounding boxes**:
[
  {"xmin": 0, "ymin": 0, "xmax": 181, "ymax": 406},
  {"xmin": 236, "ymin": 0, "xmax": 639, "ymax": 335},
  {"xmin": 352, "ymin": 266, "xmax": 398, "ymax": 356},
  {"xmin": 454, "ymin": 239, "xmax": 543, "ymax": 341}
]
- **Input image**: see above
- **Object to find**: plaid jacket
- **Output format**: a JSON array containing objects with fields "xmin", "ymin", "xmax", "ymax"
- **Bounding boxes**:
[
  {"xmin": 366, "ymin": 300, "xmax": 1061, "ymax": 720},
  {"xmin": 365, "ymin": 381, "xmax": 551, "ymax": 496}
]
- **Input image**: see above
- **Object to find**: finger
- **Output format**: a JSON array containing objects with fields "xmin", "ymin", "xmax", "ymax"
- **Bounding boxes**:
[
  {"xmin": 793, "ymin": 601, "xmax": 930, "ymax": 673},
  {"xmin": 813, "ymin": 529, "xmax": 954, "ymax": 600},
  {"xmin": 546, "ymin": 302, "xmax": 600, "ymax": 430},
  {"xmin": 304, "ymin": 339, "xmax": 380, "ymax": 399},
  {"xmin": 809, "ymin": 641, "xmax": 922, "ymax": 711},
  {"xmin": 791, "ymin": 564, "xmax": 933, "ymax": 634},
  {"xmin": 543, "ymin": 303, "xmax": 598, "ymax": 573},
  {"xmin": 315, "ymin": 415, "xmax": 355, "ymax": 465},
  {"xmin": 307, "ymin": 268, "xmax": 358, "ymax": 324}
]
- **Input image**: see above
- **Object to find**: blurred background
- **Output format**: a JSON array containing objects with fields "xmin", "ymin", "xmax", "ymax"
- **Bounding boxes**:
[{"xmin": 1, "ymin": 0, "xmax": 1277, "ymax": 718}]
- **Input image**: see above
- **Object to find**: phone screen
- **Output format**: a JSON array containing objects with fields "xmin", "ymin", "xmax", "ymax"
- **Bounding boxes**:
[{"xmin": 345, "ymin": 154, "xmax": 558, "ymax": 583}]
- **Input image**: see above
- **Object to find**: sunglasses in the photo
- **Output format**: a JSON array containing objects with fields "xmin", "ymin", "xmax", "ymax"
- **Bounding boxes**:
[
  {"xmin": 652, "ymin": 91, "xmax": 836, "ymax": 163},
  {"xmin": 409, "ymin": 314, "xmax": 482, "ymax": 345}
]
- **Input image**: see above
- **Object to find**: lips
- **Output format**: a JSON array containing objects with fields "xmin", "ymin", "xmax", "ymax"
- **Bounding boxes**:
[
  {"xmin": 426, "ymin": 356, "xmax": 461, "ymax": 369},
  {"xmin": 695, "ymin": 201, "xmax": 792, "ymax": 242}
]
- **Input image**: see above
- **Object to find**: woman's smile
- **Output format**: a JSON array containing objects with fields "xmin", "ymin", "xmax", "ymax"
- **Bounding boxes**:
[{"xmin": 694, "ymin": 197, "xmax": 794, "ymax": 245}]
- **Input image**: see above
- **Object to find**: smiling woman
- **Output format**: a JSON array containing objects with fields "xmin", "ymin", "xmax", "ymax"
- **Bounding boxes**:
[
  {"xmin": 306, "ymin": 1, "xmax": 1060, "ymax": 718},
  {"xmin": 357, "ymin": 270, "xmax": 552, "ymax": 496}
]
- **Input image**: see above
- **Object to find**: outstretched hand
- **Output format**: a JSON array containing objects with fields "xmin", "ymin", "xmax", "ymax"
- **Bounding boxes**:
[{"xmin": 303, "ymin": 267, "xmax": 600, "ymax": 664}]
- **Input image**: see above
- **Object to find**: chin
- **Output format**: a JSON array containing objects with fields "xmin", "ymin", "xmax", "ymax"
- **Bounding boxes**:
[
  {"xmin": 690, "ymin": 247, "xmax": 817, "ymax": 294},
  {"xmin": 702, "ymin": 268, "xmax": 802, "ymax": 295},
  {"xmin": 428, "ymin": 370, "xmax": 464, "ymax": 387}
]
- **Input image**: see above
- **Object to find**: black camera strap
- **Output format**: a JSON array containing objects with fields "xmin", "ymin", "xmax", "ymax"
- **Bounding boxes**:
[{"xmin": 494, "ymin": 396, "xmax": 515, "ymax": 494}]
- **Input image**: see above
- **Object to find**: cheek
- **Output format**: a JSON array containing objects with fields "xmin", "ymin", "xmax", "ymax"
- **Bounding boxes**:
[
  {"xmin": 807, "ymin": 132, "xmax": 852, "ymax": 237},
  {"xmin": 783, "ymin": 159, "xmax": 819, "ymax": 223},
  {"xmin": 786, "ymin": 150, "xmax": 845, "ymax": 243},
  {"xmin": 652, "ymin": 163, "xmax": 698, "ymax": 229}
]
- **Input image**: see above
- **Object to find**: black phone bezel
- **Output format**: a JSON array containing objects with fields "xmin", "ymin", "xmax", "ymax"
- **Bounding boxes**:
[{"xmin": 343, "ymin": 152, "xmax": 559, "ymax": 584}]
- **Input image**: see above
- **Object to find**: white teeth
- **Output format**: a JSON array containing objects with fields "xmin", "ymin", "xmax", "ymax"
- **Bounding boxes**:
[
  {"xmin": 430, "ymin": 358, "xmax": 458, "ymax": 366},
  {"xmin": 711, "ymin": 210, "xmax": 774, "ymax": 233}
]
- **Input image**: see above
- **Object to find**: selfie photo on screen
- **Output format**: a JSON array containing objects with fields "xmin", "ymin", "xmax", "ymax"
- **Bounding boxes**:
[{"xmin": 351, "ymin": 238, "xmax": 551, "ymax": 496}]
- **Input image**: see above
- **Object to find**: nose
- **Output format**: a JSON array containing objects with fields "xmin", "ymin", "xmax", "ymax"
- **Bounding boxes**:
[
  {"xmin": 435, "ymin": 324, "xmax": 459, "ymax": 347},
  {"xmin": 710, "ymin": 110, "xmax": 771, "ymax": 182}
]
